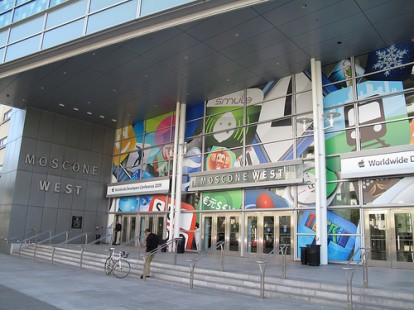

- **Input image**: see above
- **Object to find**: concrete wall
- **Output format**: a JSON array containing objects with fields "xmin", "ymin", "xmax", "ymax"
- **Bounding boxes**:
[{"xmin": 0, "ymin": 107, "xmax": 114, "ymax": 253}]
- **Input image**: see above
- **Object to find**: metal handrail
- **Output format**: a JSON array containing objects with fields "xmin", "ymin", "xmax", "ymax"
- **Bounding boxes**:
[
  {"xmin": 5, "ymin": 228, "xmax": 39, "ymax": 243},
  {"xmin": 346, "ymin": 247, "xmax": 371, "ymax": 288},
  {"xmin": 188, "ymin": 241, "xmax": 226, "ymax": 290},
  {"xmin": 255, "ymin": 244, "xmax": 290, "ymax": 299},
  {"xmin": 342, "ymin": 247, "xmax": 371, "ymax": 310},
  {"xmin": 56, "ymin": 232, "xmax": 89, "ymax": 247},
  {"xmin": 37, "ymin": 231, "xmax": 69, "ymax": 245},
  {"xmin": 87, "ymin": 234, "xmax": 112, "ymax": 246},
  {"xmin": 115, "ymin": 235, "xmax": 141, "ymax": 248},
  {"xmin": 18, "ymin": 230, "xmax": 52, "ymax": 256},
  {"xmin": 142, "ymin": 238, "xmax": 181, "ymax": 265}
]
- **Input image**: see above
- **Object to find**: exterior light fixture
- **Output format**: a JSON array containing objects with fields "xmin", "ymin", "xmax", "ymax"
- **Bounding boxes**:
[{"xmin": 297, "ymin": 111, "xmax": 341, "ymax": 131}]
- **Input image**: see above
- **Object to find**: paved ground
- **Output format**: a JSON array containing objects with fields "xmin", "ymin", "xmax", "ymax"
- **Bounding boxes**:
[
  {"xmin": 2, "ymin": 244, "xmax": 414, "ymax": 310},
  {"xmin": 0, "ymin": 253, "xmax": 335, "ymax": 310}
]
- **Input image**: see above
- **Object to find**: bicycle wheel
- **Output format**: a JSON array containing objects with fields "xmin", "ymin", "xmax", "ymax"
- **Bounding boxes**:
[
  {"xmin": 104, "ymin": 257, "xmax": 113, "ymax": 275},
  {"xmin": 113, "ymin": 259, "xmax": 131, "ymax": 278}
]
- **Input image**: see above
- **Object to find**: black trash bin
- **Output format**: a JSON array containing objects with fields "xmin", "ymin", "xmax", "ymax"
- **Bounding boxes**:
[
  {"xmin": 177, "ymin": 236, "xmax": 186, "ymax": 254},
  {"xmin": 307, "ymin": 244, "xmax": 321, "ymax": 266},
  {"xmin": 300, "ymin": 246, "xmax": 308, "ymax": 265}
]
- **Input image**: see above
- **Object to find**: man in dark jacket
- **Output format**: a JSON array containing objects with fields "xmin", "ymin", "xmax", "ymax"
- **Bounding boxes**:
[{"xmin": 141, "ymin": 229, "xmax": 159, "ymax": 279}]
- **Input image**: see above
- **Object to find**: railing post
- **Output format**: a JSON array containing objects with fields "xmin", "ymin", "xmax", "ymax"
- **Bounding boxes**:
[
  {"xmin": 34, "ymin": 243, "xmax": 38, "ymax": 260},
  {"xmin": 174, "ymin": 239, "xmax": 178, "ymax": 265},
  {"xmin": 52, "ymin": 247, "xmax": 56, "ymax": 264},
  {"xmin": 80, "ymin": 247, "xmax": 84, "ymax": 269},
  {"xmin": 65, "ymin": 231, "xmax": 69, "ymax": 248},
  {"xmin": 85, "ymin": 233, "xmax": 88, "ymax": 246},
  {"xmin": 361, "ymin": 247, "xmax": 370, "ymax": 288},
  {"xmin": 219, "ymin": 242, "xmax": 224, "ymax": 272},
  {"xmin": 189, "ymin": 262, "xmax": 195, "ymax": 290},
  {"xmin": 49, "ymin": 231, "xmax": 52, "ymax": 246},
  {"xmin": 257, "ymin": 261, "xmax": 267, "ymax": 299},
  {"xmin": 280, "ymin": 245, "xmax": 288, "ymax": 279},
  {"xmin": 342, "ymin": 267, "xmax": 355, "ymax": 310}
]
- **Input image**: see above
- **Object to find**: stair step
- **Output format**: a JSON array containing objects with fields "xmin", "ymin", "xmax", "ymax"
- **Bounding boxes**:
[{"xmin": 12, "ymin": 244, "xmax": 413, "ymax": 310}]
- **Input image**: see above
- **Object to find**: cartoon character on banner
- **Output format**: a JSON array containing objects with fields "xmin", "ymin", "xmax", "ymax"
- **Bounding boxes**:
[
  {"xmin": 206, "ymin": 146, "xmax": 236, "ymax": 171},
  {"xmin": 283, "ymin": 162, "xmax": 339, "ymax": 207},
  {"xmin": 298, "ymin": 210, "xmax": 358, "ymax": 261},
  {"xmin": 149, "ymin": 196, "xmax": 196, "ymax": 249},
  {"xmin": 244, "ymin": 189, "xmax": 290, "ymax": 209}
]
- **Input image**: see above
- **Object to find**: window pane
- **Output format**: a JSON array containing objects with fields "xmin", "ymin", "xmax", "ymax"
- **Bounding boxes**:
[
  {"xmin": 86, "ymin": 1, "xmax": 137, "ymax": 35},
  {"xmin": 0, "ymin": 11, "xmax": 12, "ymax": 27},
  {"xmin": 5, "ymin": 35, "xmax": 40, "ymax": 62},
  {"xmin": 43, "ymin": 20, "xmax": 84, "ymax": 49},
  {"xmin": 0, "ymin": 0, "xmax": 14, "ymax": 14},
  {"xmin": 9, "ymin": 16, "xmax": 43, "ymax": 43},
  {"xmin": 90, "ymin": 0, "xmax": 130, "ymax": 13},
  {"xmin": 0, "ymin": 31, "xmax": 8, "ymax": 46},
  {"xmin": 140, "ymin": 0, "xmax": 195, "ymax": 17},
  {"xmin": 50, "ymin": 0, "xmax": 69, "ymax": 8},
  {"xmin": 46, "ymin": 0, "xmax": 87, "ymax": 29},
  {"xmin": 13, "ymin": 0, "xmax": 48, "ymax": 23}
]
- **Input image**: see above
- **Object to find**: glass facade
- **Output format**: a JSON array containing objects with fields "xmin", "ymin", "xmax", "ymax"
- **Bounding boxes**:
[
  {"xmin": 109, "ymin": 39, "xmax": 414, "ymax": 266},
  {"xmin": 0, "ymin": 0, "xmax": 196, "ymax": 63}
]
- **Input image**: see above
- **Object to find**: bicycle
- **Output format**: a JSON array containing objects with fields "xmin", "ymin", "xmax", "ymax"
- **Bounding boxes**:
[{"xmin": 104, "ymin": 247, "xmax": 131, "ymax": 278}]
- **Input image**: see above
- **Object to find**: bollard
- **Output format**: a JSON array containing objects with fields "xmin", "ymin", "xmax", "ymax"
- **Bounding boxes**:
[
  {"xmin": 256, "ymin": 261, "xmax": 267, "ymax": 299},
  {"xmin": 342, "ymin": 267, "xmax": 355, "ymax": 310},
  {"xmin": 189, "ymin": 262, "xmax": 195, "ymax": 290}
]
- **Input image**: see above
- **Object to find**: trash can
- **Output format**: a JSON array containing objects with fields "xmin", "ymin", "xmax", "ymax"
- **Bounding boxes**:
[
  {"xmin": 300, "ymin": 247, "xmax": 308, "ymax": 265},
  {"xmin": 307, "ymin": 244, "xmax": 321, "ymax": 266},
  {"xmin": 177, "ymin": 236, "xmax": 186, "ymax": 254}
]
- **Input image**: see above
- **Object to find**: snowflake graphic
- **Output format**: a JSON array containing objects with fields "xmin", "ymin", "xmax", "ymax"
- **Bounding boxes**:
[{"xmin": 372, "ymin": 44, "xmax": 408, "ymax": 76}]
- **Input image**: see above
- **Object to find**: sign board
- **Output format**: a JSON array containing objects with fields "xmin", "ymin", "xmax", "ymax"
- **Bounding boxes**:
[
  {"xmin": 341, "ymin": 149, "xmax": 414, "ymax": 178},
  {"xmin": 106, "ymin": 178, "xmax": 170, "ymax": 198},
  {"xmin": 189, "ymin": 160, "xmax": 303, "ymax": 191}
]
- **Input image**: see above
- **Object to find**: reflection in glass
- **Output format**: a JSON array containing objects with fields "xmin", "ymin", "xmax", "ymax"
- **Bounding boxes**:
[
  {"xmin": 247, "ymin": 216, "xmax": 257, "ymax": 253},
  {"xmin": 279, "ymin": 216, "xmax": 291, "ymax": 255},
  {"xmin": 203, "ymin": 217, "xmax": 212, "ymax": 249},
  {"xmin": 129, "ymin": 217, "xmax": 136, "ymax": 240},
  {"xmin": 229, "ymin": 216, "xmax": 239, "ymax": 252},
  {"xmin": 263, "ymin": 216, "xmax": 274, "ymax": 254},
  {"xmin": 394, "ymin": 213, "xmax": 413, "ymax": 263},
  {"xmin": 369, "ymin": 213, "xmax": 387, "ymax": 261}
]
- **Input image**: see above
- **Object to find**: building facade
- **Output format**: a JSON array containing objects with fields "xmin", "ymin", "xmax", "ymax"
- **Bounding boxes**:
[{"xmin": 0, "ymin": 0, "xmax": 413, "ymax": 269}]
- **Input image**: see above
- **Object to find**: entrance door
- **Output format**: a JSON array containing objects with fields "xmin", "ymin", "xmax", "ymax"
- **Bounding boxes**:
[
  {"xmin": 245, "ymin": 212, "xmax": 293, "ymax": 258},
  {"xmin": 365, "ymin": 209, "xmax": 414, "ymax": 269},
  {"xmin": 201, "ymin": 214, "xmax": 240, "ymax": 255},
  {"xmin": 120, "ymin": 216, "xmax": 137, "ymax": 245},
  {"xmin": 137, "ymin": 214, "xmax": 166, "ymax": 247}
]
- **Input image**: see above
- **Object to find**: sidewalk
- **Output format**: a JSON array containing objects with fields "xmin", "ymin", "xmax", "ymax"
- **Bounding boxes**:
[{"xmin": 0, "ymin": 253, "xmax": 335, "ymax": 310}]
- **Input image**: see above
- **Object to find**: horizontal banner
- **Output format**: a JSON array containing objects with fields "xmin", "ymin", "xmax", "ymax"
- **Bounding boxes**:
[
  {"xmin": 106, "ymin": 178, "xmax": 170, "ymax": 198},
  {"xmin": 189, "ymin": 160, "xmax": 303, "ymax": 191},
  {"xmin": 341, "ymin": 150, "xmax": 414, "ymax": 178}
]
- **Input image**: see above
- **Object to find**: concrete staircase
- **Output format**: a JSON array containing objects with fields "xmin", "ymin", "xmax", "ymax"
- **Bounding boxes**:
[{"xmin": 13, "ymin": 244, "xmax": 414, "ymax": 310}]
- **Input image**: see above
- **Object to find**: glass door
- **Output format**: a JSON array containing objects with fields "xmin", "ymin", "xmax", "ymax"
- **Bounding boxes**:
[
  {"xmin": 201, "ymin": 214, "xmax": 241, "ymax": 255},
  {"xmin": 245, "ymin": 212, "xmax": 293, "ymax": 257},
  {"xmin": 137, "ymin": 214, "xmax": 166, "ymax": 248},
  {"xmin": 393, "ymin": 211, "xmax": 414, "ymax": 268},
  {"xmin": 365, "ymin": 209, "xmax": 414, "ymax": 269}
]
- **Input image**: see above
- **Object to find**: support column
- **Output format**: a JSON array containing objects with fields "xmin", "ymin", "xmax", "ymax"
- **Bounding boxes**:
[
  {"xmin": 311, "ymin": 58, "xmax": 328, "ymax": 265},
  {"xmin": 169, "ymin": 101, "xmax": 180, "ymax": 251},
  {"xmin": 173, "ymin": 103, "xmax": 186, "ymax": 242}
]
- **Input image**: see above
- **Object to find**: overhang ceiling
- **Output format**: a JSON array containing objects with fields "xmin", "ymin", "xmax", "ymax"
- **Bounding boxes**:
[{"xmin": 0, "ymin": 0, "xmax": 413, "ymax": 128}]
